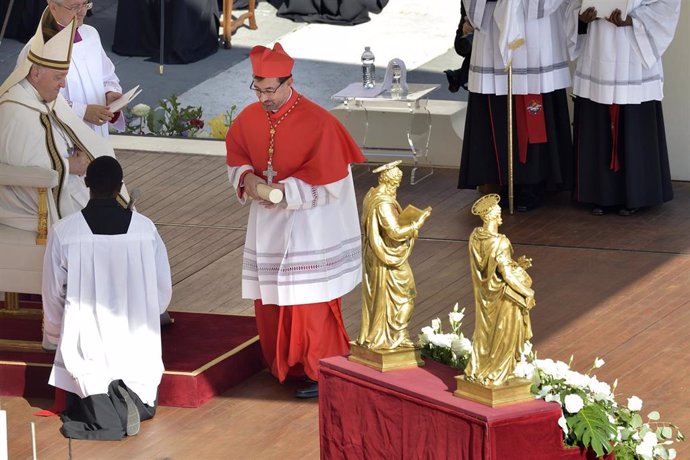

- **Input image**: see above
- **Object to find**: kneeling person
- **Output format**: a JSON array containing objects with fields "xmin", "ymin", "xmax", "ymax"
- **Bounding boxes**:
[{"xmin": 41, "ymin": 156, "xmax": 172, "ymax": 440}]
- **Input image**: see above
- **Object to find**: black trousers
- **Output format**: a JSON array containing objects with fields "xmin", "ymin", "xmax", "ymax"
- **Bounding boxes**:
[{"xmin": 60, "ymin": 380, "xmax": 157, "ymax": 440}]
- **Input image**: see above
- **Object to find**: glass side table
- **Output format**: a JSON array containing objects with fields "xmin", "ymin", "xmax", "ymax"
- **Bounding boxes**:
[{"xmin": 332, "ymin": 82, "xmax": 439, "ymax": 185}]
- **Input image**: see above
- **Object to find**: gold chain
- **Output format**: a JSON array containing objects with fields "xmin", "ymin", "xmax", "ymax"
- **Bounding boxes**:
[{"xmin": 265, "ymin": 95, "xmax": 301, "ymax": 167}]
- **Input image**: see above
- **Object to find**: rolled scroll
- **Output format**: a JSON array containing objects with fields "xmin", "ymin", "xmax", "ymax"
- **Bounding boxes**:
[{"xmin": 256, "ymin": 183, "xmax": 284, "ymax": 204}]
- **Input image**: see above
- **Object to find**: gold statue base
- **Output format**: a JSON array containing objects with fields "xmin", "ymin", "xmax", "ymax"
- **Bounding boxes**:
[
  {"xmin": 454, "ymin": 375, "xmax": 533, "ymax": 407},
  {"xmin": 349, "ymin": 342, "xmax": 425, "ymax": 372}
]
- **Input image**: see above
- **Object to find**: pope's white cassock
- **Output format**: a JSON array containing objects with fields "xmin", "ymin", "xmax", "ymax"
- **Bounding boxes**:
[
  {"xmin": 41, "ymin": 211, "xmax": 172, "ymax": 406},
  {"xmin": 18, "ymin": 23, "xmax": 125, "ymax": 137},
  {"xmin": 0, "ymin": 82, "xmax": 127, "ymax": 231}
]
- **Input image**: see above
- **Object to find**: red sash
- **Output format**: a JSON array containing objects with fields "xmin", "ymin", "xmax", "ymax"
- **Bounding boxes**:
[
  {"xmin": 609, "ymin": 104, "xmax": 621, "ymax": 172},
  {"xmin": 515, "ymin": 95, "xmax": 548, "ymax": 164}
]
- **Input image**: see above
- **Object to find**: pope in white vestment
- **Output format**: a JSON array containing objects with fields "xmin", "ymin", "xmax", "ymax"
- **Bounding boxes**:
[{"xmin": 0, "ymin": 9, "xmax": 128, "ymax": 232}]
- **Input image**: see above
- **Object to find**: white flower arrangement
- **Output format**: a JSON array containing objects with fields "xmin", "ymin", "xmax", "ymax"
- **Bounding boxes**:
[
  {"xmin": 516, "ymin": 347, "xmax": 685, "ymax": 459},
  {"xmin": 420, "ymin": 304, "xmax": 685, "ymax": 459},
  {"xmin": 130, "ymin": 103, "xmax": 151, "ymax": 118},
  {"xmin": 125, "ymin": 95, "xmax": 204, "ymax": 137},
  {"xmin": 418, "ymin": 303, "xmax": 472, "ymax": 370},
  {"xmin": 128, "ymin": 103, "xmax": 151, "ymax": 135}
]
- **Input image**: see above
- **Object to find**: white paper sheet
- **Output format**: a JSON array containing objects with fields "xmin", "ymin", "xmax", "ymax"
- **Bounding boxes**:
[
  {"xmin": 108, "ymin": 85, "xmax": 142, "ymax": 113},
  {"xmin": 581, "ymin": 0, "xmax": 632, "ymax": 19}
]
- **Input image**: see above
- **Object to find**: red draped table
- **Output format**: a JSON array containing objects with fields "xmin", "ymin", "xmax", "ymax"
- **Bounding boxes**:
[{"xmin": 319, "ymin": 356, "xmax": 608, "ymax": 460}]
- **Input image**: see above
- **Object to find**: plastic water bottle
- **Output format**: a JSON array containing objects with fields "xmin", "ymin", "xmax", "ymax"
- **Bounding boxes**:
[
  {"xmin": 391, "ymin": 63, "xmax": 402, "ymax": 98},
  {"xmin": 361, "ymin": 46, "xmax": 375, "ymax": 89}
]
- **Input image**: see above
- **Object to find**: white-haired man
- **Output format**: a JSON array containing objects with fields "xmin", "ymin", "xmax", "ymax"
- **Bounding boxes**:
[{"xmin": 0, "ymin": 8, "xmax": 128, "ymax": 232}]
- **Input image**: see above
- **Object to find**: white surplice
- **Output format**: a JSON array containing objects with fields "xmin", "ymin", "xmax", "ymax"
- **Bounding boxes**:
[
  {"xmin": 227, "ymin": 166, "xmax": 362, "ymax": 307},
  {"xmin": 18, "ymin": 24, "xmax": 124, "ymax": 137},
  {"xmin": 0, "ymin": 80, "xmax": 127, "ymax": 231},
  {"xmin": 564, "ymin": 0, "xmax": 680, "ymax": 104},
  {"xmin": 463, "ymin": 0, "xmax": 572, "ymax": 95},
  {"xmin": 42, "ymin": 212, "xmax": 172, "ymax": 406}
]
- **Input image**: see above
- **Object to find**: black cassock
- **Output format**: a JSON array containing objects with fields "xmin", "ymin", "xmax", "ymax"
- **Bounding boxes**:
[
  {"xmin": 113, "ymin": 0, "xmax": 219, "ymax": 64},
  {"xmin": 275, "ymin": 0, "xmax": 388, "ymax": 25}
]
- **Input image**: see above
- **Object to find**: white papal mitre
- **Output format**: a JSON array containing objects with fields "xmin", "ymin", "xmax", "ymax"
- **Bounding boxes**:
[{"xmin": 0, "ymin": 7, "xmax": 76, "ymax": 96}]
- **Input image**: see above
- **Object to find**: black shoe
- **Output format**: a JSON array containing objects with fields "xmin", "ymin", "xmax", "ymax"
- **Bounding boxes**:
[
  {"xmin": 515, "ymin": 187, "xmax": 540, "ymax": 212},
  {"xmin": 618, "ymin": 207, "xmax": 639, "ymax": 216},
  {"xmin": 116, "ymin": 385, "xmax": 140, "ymax": 436},
  {"xmin": 295, "ymin": 382, "xmax": 319, "ymax": 399},
  {"xmin": 444, "ymin": 69, "xmax": 462, "ymax": 93}
]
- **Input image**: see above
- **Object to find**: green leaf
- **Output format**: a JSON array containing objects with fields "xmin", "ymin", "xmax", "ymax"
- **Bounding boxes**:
[
  {"xmin": 618, "ymin": 427, "xmax": 633, "ymax": 441},
  {"xmin": 613, "ymin": 443, "xmax": 636, "ymax": 460},
  {"xmin": 567, "ymin": 404, "xmax": 616, "ymax": 457},
  {"xmin": 647, "ymin": 411, "xmax": 660, "ymax": 421},
  {"xmin": 147, "ymin": 107, "xmax": 166, "ymax": 135},
  {"xmin": 631, "ymin": 414, "xmax": 643, "ymax": 429},
  {"xmin": 660, "ymin": 426, "xmax": 673, "ymax": 439}
]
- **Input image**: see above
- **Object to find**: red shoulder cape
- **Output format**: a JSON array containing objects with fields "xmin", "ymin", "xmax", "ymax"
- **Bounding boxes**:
[{"xmin": 226, "ymin": 90, "xmax": 366, "ymax": 185}]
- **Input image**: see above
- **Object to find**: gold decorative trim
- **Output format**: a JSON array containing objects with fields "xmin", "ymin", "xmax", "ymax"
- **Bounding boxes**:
[
  {"xmin": 27, "ymin": 51, "xmax": 70, "ymax": 70},
  {"xmin": 0, "ymin": 329, "xmax": 261, "ymax": 377},
  {"xmin": 37, "ymin": 186, "xmax": 49, "ymax": 244},
  {"xmin": 0, "ymin": 339, "xmax": 49, "ymax": 353},
  {"xmin": 3, "ymin": 292, "xmax": 19, "ymax": 311},
  {"xmin": 51, "ymin": 115, "xmax": 129, "ymax": 208},
  {"xmin": 0, "ymin": 305, "xmax": 43, "ymax": 319},
  {"xmin": 454, "ymin": 375, "xmax": 533, "ymax": 407},
  {"xmin": 164, "ymin": 335, "xmax": 260, "ymax": 377},
  {"xmin": 0, "ymin": 360, "xmax": 52, "ymax": 367},
  {"xmin": 349, "ymin": 343, "xmax": 425, "ymax": 372},
  {"xmin": 40, "ymin": 112, "xmax": 65, "ymax": 218}
]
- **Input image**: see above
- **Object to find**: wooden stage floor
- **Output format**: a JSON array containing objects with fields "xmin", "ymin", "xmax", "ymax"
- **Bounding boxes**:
[{"xmin": 3, "ymin": 151, "xmax": 689, "ymax": 459}]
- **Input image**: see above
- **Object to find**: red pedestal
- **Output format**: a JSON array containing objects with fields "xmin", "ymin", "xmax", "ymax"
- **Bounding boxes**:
[{"xmin": 319, "ymin": 356, "xmax": 611, "ymax": 460}]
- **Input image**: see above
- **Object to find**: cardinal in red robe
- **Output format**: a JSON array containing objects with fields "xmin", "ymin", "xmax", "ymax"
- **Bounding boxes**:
[{"xmin": 225, "ymin": 42, "xmax": 366, "ymax": 398}]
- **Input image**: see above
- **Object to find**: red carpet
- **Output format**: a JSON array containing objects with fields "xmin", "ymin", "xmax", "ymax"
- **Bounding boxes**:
[{"xmin": 0, "ymin": 306, "xmax": 264, "ymax": 407}]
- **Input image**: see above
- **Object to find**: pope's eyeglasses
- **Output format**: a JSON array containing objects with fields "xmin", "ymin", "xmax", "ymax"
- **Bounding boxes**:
[
  {"xmin": 249, "ymin": 80, "xmax": 286, "ymax": 96},
  {"xmin": 59, "ymin": 1, "xmax": 93, "ymax": 13}
]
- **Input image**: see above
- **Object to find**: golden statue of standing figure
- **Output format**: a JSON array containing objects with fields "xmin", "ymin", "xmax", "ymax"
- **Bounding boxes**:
[
  {"xmin": 455, "ymin": 193, "xmax": 535, "ymax": 406},
  {"xmin": 350, "ymin": 161, "xmax": 431, "ymax": 371}
]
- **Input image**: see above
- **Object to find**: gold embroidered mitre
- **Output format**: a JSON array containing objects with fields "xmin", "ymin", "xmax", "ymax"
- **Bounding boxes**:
[{"xmin": 0, "ymin": 7, "xmax": 76, "ymax": 96}]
